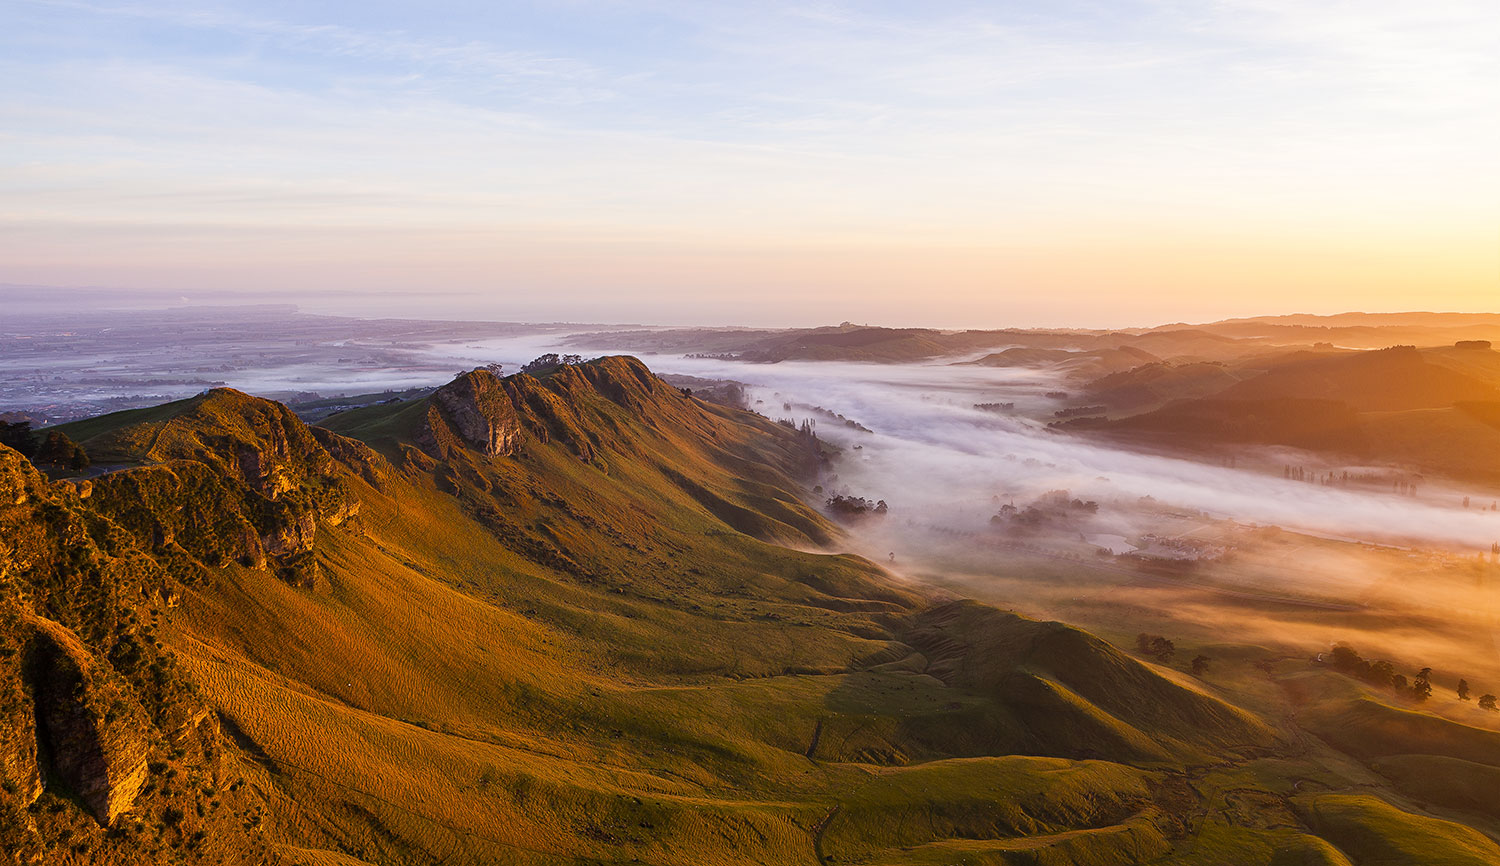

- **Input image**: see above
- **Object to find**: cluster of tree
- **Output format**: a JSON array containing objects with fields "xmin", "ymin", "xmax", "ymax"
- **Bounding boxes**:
[
  {"xmin": 1053, "ymin": 405, "xmax": 1107, "ymax": 419},
  {"xmin": 520, "ymin": 353, "xmax": 584, "ymax": 374},
  {"xmin": 805, "ymin": 405, "xmax": 873, "ymax": 433},
  {"xmin": 973, "ymin": 402, "xmax": 1015, "ymax": 413},
  {"xmin": 1136, "ymin": 633, "xmax": 1175, "ymax": 662},
  {"xmin": 1327, "ymin": 643, "xmax": 1495, "ymax": 707},
  {"xmin": 1130, "ymin": 634, "xmax": 1210, "ymax": 675},
  {"xmin": 777, "ymin": 418, "xmax": 819, "ymax": 438},
  {"xmin": 0, "ymin": 421, "xmax": 88, "ymax": 470},
  {"xmin": 825, "ymin": 495, "xmax": 888, "ymax": 517},
  {"xmin": 0, "ymin": 420, "xmax": 36, "ymax": 456},
  {"xmin": 993, "ymin": 490, "xmax": 1099, "ymax": 528},
  {"xmin": 1282, "ymin": 465, "xmax": 1431, "ymax": 496}
]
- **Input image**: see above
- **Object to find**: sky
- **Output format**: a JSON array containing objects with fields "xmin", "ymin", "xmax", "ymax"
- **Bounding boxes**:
[{"xmin": 1, "ymin": 0, "xmax": 1496, "ymax": 327}]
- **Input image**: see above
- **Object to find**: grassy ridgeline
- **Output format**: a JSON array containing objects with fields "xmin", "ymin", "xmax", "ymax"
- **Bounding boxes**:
[{"xmin": 1, "ymin": 356, "xmax": 1496, "ymax": 864}]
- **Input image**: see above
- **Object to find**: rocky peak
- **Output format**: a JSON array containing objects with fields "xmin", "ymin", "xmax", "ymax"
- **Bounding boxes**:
[
  {"xmin": 67, "ymin": 391, "xmax": 371, "ymax": 587},
  {"xmin": 186, "ymin": 388, "xmax": 335, "ymax": 498},
  {"xmin": 419, "ymin": 369, "xmax": 523, "ymax": 457}
]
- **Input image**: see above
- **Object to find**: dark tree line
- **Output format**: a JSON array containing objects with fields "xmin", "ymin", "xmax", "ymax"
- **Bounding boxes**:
[
  {"xmin": 520, "ymin": 353, "xmax": 584, "ymax": 374},
  {"xmin": 825, "ymin": 495, "xmax": 888, "ymax": 517},
  {"xmin": 1328, "ymin": 643, "xmax": 1491, "ymax": 707},
  {"xmin": 0, "ymin": 421, "xmax": 88, "ymax": 470}
]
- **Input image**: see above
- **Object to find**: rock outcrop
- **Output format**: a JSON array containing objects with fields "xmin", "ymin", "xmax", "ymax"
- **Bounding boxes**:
[
  {"xmin": 418, "ymin": 370, "xmax": 523, "ymax": 457},
  {"xmin": 415, "ymin": 359, "xmax": 689, "ymax": 463},
  {"xmin": 0, "ymin": 674, "xmax": 43, "ymax": 809},
  {"xmin": 0, "ymin": 445, "xmax": 41, "ymax": 507},
  {"xmin": 25, "ymin": 617, "xmax": 150, "ymax": 826},
  {"xmin": 68, "ymin": 390, "xmax": 371, "ymax": 587}
]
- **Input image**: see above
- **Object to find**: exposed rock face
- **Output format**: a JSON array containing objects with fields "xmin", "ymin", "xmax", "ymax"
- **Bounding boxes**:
[
  {"xmin": 0, "ymin": 446, "xmax": 40, "ymax": 506},
  {"xmin": 76, "ymin": 391, "xmax": 373, "ymax": 586},
  {"xmin": 187, "ymin": 389, "xmax": 337, "ymax": 499},
  {"xmin": 25, "ymin": 617, "xmax": 150, "ymax": 826},
  {"xmin": 420, "ymin": 370, "xmax": 523, "ymax": 457},
  {"xmin": 0, "ymin": 682, "xmax": 43, "ymax": 808},
  {"xmin": 309, "ymin": 425, "xmax": 391, "ymax": 488},
  {"xmin": 502, "ymin": 374, "xmax": 596, "ymax": 461},
  {"xmin": 414, "ymin": 359, "xmax": 695, "ymax": 463},
  {"xmin": 261, "ymin": 509, "xmax": 317, "ymax": 557}
]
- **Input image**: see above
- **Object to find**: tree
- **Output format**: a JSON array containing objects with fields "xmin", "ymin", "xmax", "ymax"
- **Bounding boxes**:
[
  {"xmin": 1480, "ymin": 694, "xmax": 1498, "ymax": 712},
  {"xmin": 1191, "ymin": 655, "xmax": 1210, "ymax": 676},
  {"xmin": 1458, "ymin": 679, "xmax": 1471, "ymax": 701},
  {"xmin": 1392, "ymin": 674, "xmax": 1408, "ymax": 695},
  {"xmin": 1134, "ymin": 634, "xmax": 1175, "ymax": 663},
  {"xmin": 1412, "ymin": 667, "xmax": 1432, "ymax": 702},
  {"xmin": 521, "ymin": 353, "xmax": 562, "ymax": 374},
  {"xmin": 1329, "ymin": 644, "xmax": 1361, "ymax": 673},
  {"xmin": 0, "ymin": 421, "xmax": 38, "ymax": 457},
  {"xmin": 33, "ymin": 430, "xmax": 88, "ymax": 471},
  {"xmin": 1366, "ymin": 660, "xmax": 1396, "ymax": 688}
]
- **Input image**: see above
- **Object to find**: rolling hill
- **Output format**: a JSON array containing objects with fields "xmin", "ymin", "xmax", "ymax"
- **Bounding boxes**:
[
  {"xmin": 2, "ymin": 356, "xmax": 1495, "ymax": 864},
  {"xmin": 1216, "ymin": 346, "xmax": 1500, "ymax": 412},
  {"xmin": 1066, "ymin": 345, "xmax": 1500, "ymax": 483}
]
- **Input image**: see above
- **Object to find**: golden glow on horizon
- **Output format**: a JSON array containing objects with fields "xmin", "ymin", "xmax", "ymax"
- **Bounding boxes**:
[
  {"xmin": 1, "ymin": 1, "xmax": 1496, "ymax": 324},
  {"xmin": 2, "ymin": 218, "xmax": 1492, "ymax": 327}
]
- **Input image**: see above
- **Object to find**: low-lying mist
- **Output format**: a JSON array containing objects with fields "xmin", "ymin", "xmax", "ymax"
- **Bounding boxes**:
[{"xmin": 424, "ymin": 335, "xmax": 1500, "ymax": 688}]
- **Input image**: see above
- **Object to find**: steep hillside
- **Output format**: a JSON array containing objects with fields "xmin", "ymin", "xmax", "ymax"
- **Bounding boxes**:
[
  {"xmin": 0, "ymin": 447, "xmax": 278, "ymax": 864},
  {"xmin": 4, "ymin": 356, "xmax": 1490, "ymax": 864}
]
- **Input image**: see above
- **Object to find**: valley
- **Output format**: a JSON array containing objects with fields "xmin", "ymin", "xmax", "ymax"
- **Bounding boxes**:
[{"xmin": 3, "ymin": 313, "xmax": 1500, "ymax": 864}]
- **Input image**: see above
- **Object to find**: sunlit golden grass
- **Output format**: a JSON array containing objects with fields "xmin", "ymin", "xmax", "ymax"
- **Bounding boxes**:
[
  {"xmin": 28, "ymin": 358, "xmax": 1500, "ymax": 864},
  {"xmin": 1294, "ymin": 794, "xmax": 1500, "ymax": 865}
]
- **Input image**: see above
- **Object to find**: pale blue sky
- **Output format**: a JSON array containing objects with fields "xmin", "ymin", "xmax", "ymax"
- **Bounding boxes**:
[{"xmin": 2, "ymin": 1, "xmax": 1495, "ymax": 325}]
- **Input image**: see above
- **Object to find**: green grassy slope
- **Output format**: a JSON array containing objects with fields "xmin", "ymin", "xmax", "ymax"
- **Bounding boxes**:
[{"xmin": 5, "ymin": 356, "xmax": 1496, "ymax": 864}]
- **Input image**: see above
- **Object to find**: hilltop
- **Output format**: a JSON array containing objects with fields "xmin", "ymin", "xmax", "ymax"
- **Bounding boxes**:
[
  {"xmin": 2, "ymin": 356, "xmax": 1496, "ymax": 864},
  {"xmin": 1060, "ymin": 343, "xmax": 1500, "ymax": 485}
]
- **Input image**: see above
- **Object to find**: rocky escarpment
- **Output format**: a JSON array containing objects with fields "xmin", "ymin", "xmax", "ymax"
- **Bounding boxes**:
[
  {"xmin": 421, "ymin": 370, "xmax": 524, "ymax": 457},
  {"xmin": 152, "ymin": 388, "xmax": 337, "ymax": 498},
  {"xmin": 24, "ymin": 616, "xmax": 150, "ymax": 826},
  {"xmin": 414, "ymin": 358, "xmax": 702, "ymax": 465},
  {"xmin": 0, "ymin": 444, "xmax": 273, "ymax": 854},
  {"xmin": 61, "ymin": 390, "xmax": 388, "ymax": 588}
]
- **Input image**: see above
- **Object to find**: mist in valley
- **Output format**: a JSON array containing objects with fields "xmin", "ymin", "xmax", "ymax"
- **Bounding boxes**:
[
  {"xmin": 15, "ymin": 315, "xmax": 1500, "ymax": 698},
  {"xmin": 444, "ymin": 338, "xmax": 1500, "ymax": 699}
]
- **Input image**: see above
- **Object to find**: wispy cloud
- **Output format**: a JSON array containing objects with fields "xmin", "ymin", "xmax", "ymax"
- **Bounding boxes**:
[{"xmin": 0, "ymin": 0, "xmax": 1494, "ymax": 321}]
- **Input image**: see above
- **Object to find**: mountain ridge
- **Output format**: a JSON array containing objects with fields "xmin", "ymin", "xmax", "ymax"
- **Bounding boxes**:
[{"xmin": 3, "ymin": 355, "xmax": 1494, "ymax": 864}]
